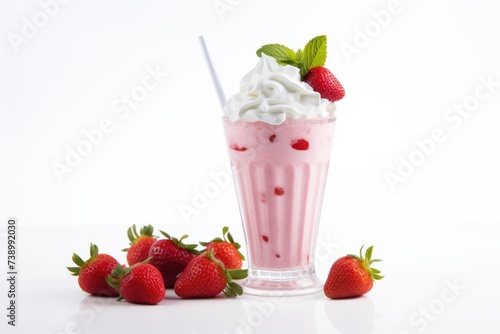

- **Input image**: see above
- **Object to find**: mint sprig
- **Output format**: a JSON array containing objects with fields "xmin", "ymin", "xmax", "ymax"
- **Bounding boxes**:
[
  {"xmin": 256, "ymin": 35, "xmax": 327, "ymax": 79},
  {"xmin": 256, "ymin": 44, "xmax": 297, "ymax": 66},
  {"xmin": 302, "ymin": 35, "xmax": 327, "ymax": 77}
]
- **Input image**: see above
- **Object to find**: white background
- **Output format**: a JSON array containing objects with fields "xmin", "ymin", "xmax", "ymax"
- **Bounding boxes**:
[{"xmin": 1, "ymin": 0, "xmax": 499, "ymax": 333}]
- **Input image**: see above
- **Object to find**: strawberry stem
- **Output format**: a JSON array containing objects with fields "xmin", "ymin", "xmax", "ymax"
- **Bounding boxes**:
[
  {"xmin": 204, "ymin": 249, "xmax": 248, "ymax": 297},
  {"xmin": 67, "ymin": 243, "xmax": 100, "ymax": 277},
  {"xmin": 348, "ymin": 245, "xmax": 384, "ymax": 281},
  {"xmin": 256, "ymin": 35, "xmax": 328, "ymax": 80},
  {"xmin": 106, "ymin": 258, "xmax": 152, "ymax": 301},
  {"xmin": 200, "ymin": 226, "xmax": 246, "ymax": 260},
  {"xmin": 159, "ymin": 230, "xmax": 200, "ymax": 255},
  {"xmin": 123, "ymin": 224, "xmax": 155, "ymax": 251}
]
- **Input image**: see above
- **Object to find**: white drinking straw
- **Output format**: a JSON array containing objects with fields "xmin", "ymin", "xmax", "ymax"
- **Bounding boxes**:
[{"xmin": 198, "ymin": 35, "xmax": 226, "ymax": 110}]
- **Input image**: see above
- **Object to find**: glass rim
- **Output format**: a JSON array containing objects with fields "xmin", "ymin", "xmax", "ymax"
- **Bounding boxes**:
[{"xmin": 221, "ymin": 114, "xmax": 336, "ymax": 124}]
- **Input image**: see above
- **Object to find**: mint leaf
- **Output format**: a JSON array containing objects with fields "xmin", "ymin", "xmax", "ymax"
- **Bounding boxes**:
[
  {"xmin": 255, "ymin": 36, "xmax": 329, "ymax": 79},
  {"xmin": 256, "ymin": 44, "xmax": 297, "ymax": 66},
  {"xmin": 295, "ymin": 49, "xmax": 305, "ymax": 78},
  {"xmin": 295, "ymin": 49, "xmax": 304, "ymax": 63},
  {"xmin": 301, "ymin": 35, "xmax": 327, "ymax": 78}
]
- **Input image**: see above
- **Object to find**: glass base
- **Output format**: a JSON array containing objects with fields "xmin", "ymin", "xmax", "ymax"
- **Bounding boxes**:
[{"xmin": 240, "ymin": 268, "xmax": 323, "ymax": 297}]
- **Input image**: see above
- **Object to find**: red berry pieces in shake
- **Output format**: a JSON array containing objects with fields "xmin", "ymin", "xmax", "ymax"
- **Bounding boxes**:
[
  {"xmin": 230, "ymin": 144, "xmax": 247, "ymax": 151},
  {"xmin": 269, "ymin": 134, "xmax": 276, "ymax": 142},
  {"xmin": 261, "ymin": 235, "xmax": 269, "ymax": 243},
  {"xmin": 291, "ymin": 139, "xmax": 309, "ymax": 150},
  {"xmin": 274, "ymin": 187, "xmax": 285, "ymax": 196}
]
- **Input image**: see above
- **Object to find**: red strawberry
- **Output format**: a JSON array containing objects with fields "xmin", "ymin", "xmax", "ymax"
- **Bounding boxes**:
[
  {"xmin": 122, "ymin": 224, "xmax": 157, "ymax": 266},
  {"xmin": 324, "ymin": 245, "xmax": 383, "ymax": 299},
  {"xmin": 200, "ymin": 226, "xmax": 245, "ymax": 269},
  {"xmin": 148, "ymin": 231, "xmax": 199, "ymax": 288},
  {"xmin": 304, "ymin": 66, "xmax": 345, "ymax": 102},
  {"xmin": 174, "ymin": 250, "xmax": 248, "ymax": 298},
  {"xmin": 67, "ymin": 243, "xmax": 120, "ymax": 297},
  {"xmin": 107, "ymin": 261, "xmax": 165, "ymax": 305}
]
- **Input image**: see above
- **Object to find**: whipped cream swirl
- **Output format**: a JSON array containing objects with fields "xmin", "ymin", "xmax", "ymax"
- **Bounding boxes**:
[{"xmin": 223, "ymin": 54, "xmax": 335, "ymax": 125}]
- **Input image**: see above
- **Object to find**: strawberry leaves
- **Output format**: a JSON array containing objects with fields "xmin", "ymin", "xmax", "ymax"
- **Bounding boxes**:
[
  {"xmin": 348, "ymin": 245, "xmax": 384, "ymax": 281},
  {"xmin": 106, "ymin": 263, "xmax": 129, "ymax": 296},
  {"xmin": 160, "ymin": 230, "xmax": 200, "ymax": 255},
  {"xmin": 324, "ymin": 245, "xmax": 383, "ymax": 299},
  {"xmin": 174, "ymin": 249, "xmax": 248, "ymax": 298},
  {"xmin": 122, "ymin": 224, "xmax": 155, "ymax": 251},
  {"xmin": 67, "ymin": 243, "xmax": 99, "ymax": 276},
  {"xmin": 204, "ymin": 249, "xmax": 248, "ymax": 298},
  {"xmin": 200, "ymin": 226, "xmax": 245, "ymax": 261}
]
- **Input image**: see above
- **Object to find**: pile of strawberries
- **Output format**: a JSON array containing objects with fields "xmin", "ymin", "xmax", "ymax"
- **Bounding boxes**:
[
  {"xmin": 68, "ymin": 223, "xmax": 383, "ymax": 304},
  {"xmin": 68, "ymin": 225, "xmax": 247, "ymax": 305}
]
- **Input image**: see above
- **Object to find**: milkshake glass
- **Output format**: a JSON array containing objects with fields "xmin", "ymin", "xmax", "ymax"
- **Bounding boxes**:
[{"xmin": 223, "ymin": 115, "xmax": 336, "ymax": 296}]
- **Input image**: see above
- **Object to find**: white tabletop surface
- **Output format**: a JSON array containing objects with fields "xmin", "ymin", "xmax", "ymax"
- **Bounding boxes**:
[{"xmin": 1, "ymin": 221, "xmax": 499, "ymax": 334}]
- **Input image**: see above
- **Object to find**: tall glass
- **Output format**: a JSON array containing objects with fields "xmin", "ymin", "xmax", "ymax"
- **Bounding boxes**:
[{"xmin": 222, "ymin": 115, "xmax": 336, "ymax": 296}]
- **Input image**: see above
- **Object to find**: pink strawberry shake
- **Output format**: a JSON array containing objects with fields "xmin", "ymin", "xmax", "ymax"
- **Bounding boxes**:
[
  {"xmin": 223, "ymin": 117, "xmax": 335, "ymax": 268},
  {"xmin": 223, "ymin": 51, "xmax": 338, "ymax": 295}
]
